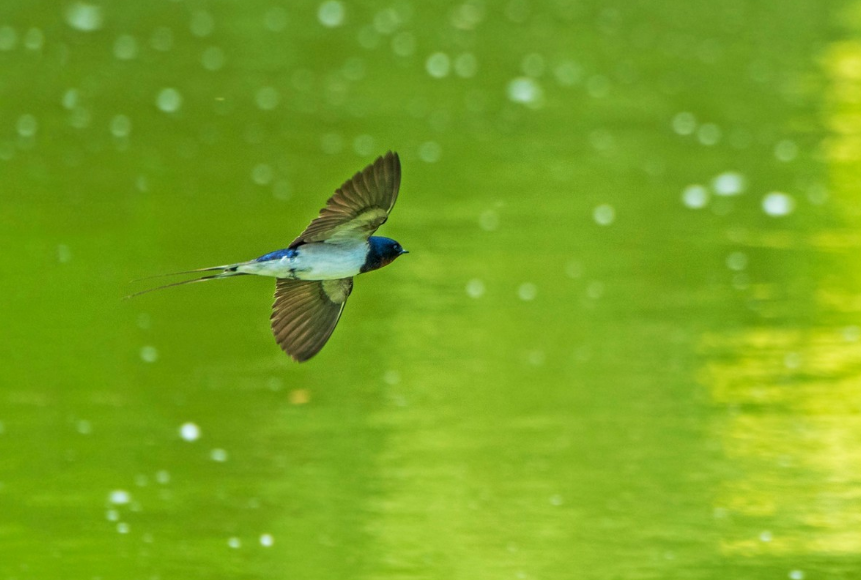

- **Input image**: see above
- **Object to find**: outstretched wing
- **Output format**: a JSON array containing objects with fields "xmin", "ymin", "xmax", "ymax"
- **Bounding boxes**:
[
  {"xmin": 270, "ymin": 278, "xmax": 353, "ymax": 362},
  {"xmin": 289, "ymin": 151, "xmax": 400, "ymax": 248}
]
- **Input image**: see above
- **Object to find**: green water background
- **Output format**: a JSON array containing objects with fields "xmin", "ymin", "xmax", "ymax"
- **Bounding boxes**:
[{"xmin": 2, "ymin": 1, "xmax": 861, "ymax": 578}]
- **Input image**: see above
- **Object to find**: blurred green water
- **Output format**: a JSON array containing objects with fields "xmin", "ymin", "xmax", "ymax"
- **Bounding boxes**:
[{"xmin": 2, "ymin": 1, "xmax": 861, "ymax": 578}]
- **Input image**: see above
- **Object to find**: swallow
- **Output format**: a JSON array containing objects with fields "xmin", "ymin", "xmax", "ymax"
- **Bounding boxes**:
[{"xmin": 131, "ymin": 151, "xmax": 407, "ymax": 362}]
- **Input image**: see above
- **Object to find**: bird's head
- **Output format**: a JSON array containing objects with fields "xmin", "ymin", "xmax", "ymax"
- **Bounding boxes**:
[{"xmin": 362, "ymin": 236, "xmax": 408, "ymax": 273}]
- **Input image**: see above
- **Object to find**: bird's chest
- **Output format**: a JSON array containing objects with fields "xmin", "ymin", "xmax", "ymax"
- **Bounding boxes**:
[{"xmin": 253, "ymin": 242, "xmax": 368, "ymax": 280}]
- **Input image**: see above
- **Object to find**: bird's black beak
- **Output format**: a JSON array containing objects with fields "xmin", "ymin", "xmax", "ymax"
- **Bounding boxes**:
[{"xmin": 400, "ymin": 249, "xmax": 409, "ymax": 255}]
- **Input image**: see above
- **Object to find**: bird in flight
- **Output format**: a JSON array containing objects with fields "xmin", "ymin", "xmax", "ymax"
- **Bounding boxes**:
[{"xmin": 131, "ymin": 151, "xmax": 407, "ymax": 362}]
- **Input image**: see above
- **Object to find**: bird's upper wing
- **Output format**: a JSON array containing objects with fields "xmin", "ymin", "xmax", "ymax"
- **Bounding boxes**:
[
  {"xmin": 270, "ymin": 277, "xmax": 353, "ymax": 362},
  {"xmin": 289, "ymin": 151, "xmax": 401, "ymax": 248}
]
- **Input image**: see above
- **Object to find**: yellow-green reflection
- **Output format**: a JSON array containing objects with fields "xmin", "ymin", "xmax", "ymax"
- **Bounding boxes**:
[
  {"xmin": 702, "ymin": 329, "xmax": 861, "ymax": 555},
  {"xmin": 698, "ymin": 25, "xmax": 861, "ymax": 564}
]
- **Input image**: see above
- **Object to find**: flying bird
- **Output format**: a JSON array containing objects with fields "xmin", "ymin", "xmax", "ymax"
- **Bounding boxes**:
[{"xmin": 131, "ymin": 151, "xmax": 407, "ymax": 362}]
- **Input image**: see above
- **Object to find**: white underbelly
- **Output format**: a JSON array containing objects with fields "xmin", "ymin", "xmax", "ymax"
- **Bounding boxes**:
[{"xmin": 237, "ymin": 241, "xmax": 368, "ymax": 280}]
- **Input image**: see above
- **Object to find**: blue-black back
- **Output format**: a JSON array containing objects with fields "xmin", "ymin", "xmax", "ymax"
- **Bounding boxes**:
[{"xmin": 256, "ymin": 248, "xmax": 298, "ymax": 262}]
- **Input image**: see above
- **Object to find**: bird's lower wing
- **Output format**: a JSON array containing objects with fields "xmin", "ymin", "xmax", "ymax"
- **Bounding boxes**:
[{"xmin": 270, "ymin": 278, "xmax": 353, "ymax": 362}]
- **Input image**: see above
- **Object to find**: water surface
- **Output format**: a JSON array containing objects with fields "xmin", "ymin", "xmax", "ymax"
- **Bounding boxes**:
[{"xmin": 1, "ymin": 1, "xmax": 861, "ymax": 579}]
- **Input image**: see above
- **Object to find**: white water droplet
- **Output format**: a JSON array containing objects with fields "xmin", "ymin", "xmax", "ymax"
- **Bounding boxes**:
[
  {"xmin": 762, "ymin": 192, "xmax": 795, "ymax": 217},
  {"xmin": 517, "ymin": 283, "xmax": 537, "ymax": 301},
  {"xmin": 466, "ymin": 279, "xmax": 485, "ymax": 298},
  {"xmin": 156, "ymin": 88, "xmax": 182, "ymax": 113},
  {"xmin": 507, "ymin": 77, "xmax": 543, "ymax": 107},
  {"xmin": 190, "ymin": 11, "xmax": 215, "ymax": 37},
  {"xmin": 318, "ymin": 1, "xmax": 345, "ymax": 27},
  {"xmin": 140, "ymin": 345, "xmax": 158, "ymax": 363},
  {"xmin": 251, "ymin": 163, "xmax": 273, "ymax": 185},
  {"xmin": 383, "ymin": 370, "xmax": 401, "ymax": 385},
  {"xmin": 697, "ymin": 123, "xmax": 721, "ymax": 145},
  {"xmin": 426, "ymin": 52, "xmax": 451, "ymax": 78},
  {"xmin": 110, "ymin": 115, "xmax": 131, "ymax": 138},
  {"xmin": 16, "ymin": 114, "xmax": 37, "ymax": 137},
  {"xmin": 109, "ymin": 490, "xmax": 131, "ymax": 505},
  {"xmin": 586, "ymin": 281, "xmax": 605, "ymax": 299},
  {"xmin": 24, "ymin": 28, "xmax": 44, "ymax": 51},
  {"xmin": 774, "ymin": 139, "xmax": 798, "ymax": 162},
  {"xmin": 672, "ymin": 112, "xmax": 696, "ymax": 135},
  {"xmin": 66, "ymin": 3, "xmax": 103, "ymax": 32},
  {"xmin": 418, "ymin": 141, "xmax": 441, "ymax": 163},
  {"xmin": 479, "ymin": 209, "xmax": 499, "ymax": 231},
  {"xmin": 57, "ymin": 244, "xmax": 72, "ymax": 263},
  {"xmin": 62, "ymin": 89, "xmax": 79, "ymax": 110},
  {"xmin": 593, "ymin": 204, "xmax": 615, "ymax": 225},
  {"xmin": 711, "ymin": 172, "xmax": 746, "ymax": 196},
  {"xmin": 726, "ymin": 252, "xmax": 748, "ymax": 271},
  {"xmin": 180, "ymin": 422, "xmax": 200, "ymax": 442},
  {"xmin": 682, "ymin": 184, "xmax": 709, "ymax": 209}
]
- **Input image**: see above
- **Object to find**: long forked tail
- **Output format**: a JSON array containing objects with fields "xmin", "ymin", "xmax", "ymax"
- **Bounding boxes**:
[{"xmin": 125, "ymin": 263, "xmax": 249, "ymax": 299}]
